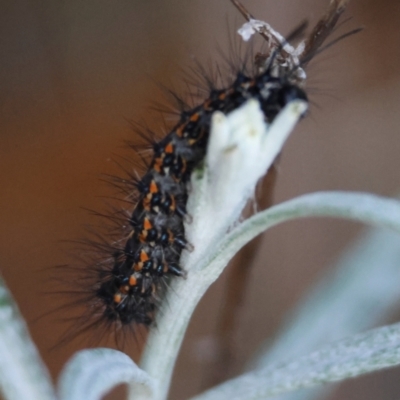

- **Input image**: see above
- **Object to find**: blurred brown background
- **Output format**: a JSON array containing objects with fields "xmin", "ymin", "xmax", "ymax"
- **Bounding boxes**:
[{"xmin": 1, "ymin": 0, "xmax": 400, "ymax": 399}]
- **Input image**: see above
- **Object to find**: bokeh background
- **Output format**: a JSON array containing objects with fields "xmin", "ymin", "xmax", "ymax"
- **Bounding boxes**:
[{"xmin": 1, "ymin": 0, "xmax": 400, "ymax": 399}]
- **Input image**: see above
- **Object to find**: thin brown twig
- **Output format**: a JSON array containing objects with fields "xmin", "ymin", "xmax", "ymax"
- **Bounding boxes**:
[
  {"xmin": 301, "ymin": 0, "xmax": 350, "ymax": 63},
  {"xmin": 230, "ymin": 0, "xmax": 254, "ymax": 21}
]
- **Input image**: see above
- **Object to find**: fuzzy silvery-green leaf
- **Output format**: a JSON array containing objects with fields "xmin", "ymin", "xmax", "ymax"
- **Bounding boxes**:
[
  {"xmin": 58, "ymin": 348, "xmax": 155, "ymax": 400},
  {"xmin": 251, "ymin": 227, "xmax": 400, "ymax": 400},
  {"xmin": 0, "ymin": 276, "xmax": 56, "ymax": 400},
  {"xmin": 191, "ymin": 322, "xmax": 400, "ymax": 400}
]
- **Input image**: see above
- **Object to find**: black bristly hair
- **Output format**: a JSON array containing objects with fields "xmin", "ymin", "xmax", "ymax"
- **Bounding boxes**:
[{"xmin": 51, "ymin": 0, "xmax": 360, "ymax": 349}]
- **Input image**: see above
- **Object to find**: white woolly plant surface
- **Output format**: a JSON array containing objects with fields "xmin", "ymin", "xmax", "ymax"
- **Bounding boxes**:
[
  {"xmin": 134, "ymin": 99, "xmax": 308, "ymax": 400},
  {"xmin": 181, "ymin": 99, "xmax": 308, "ymax": 270}
]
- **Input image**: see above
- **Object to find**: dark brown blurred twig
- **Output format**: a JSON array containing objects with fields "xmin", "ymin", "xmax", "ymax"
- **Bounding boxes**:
[{"xmin": 301, "ymin": 0, "xmax": 350, "ymax": 64}]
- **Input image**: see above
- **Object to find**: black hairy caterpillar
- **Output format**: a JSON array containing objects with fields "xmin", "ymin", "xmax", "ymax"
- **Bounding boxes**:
[{"xmin": 59, "ymin": 0, "xmax": 360, "ymax": 344}]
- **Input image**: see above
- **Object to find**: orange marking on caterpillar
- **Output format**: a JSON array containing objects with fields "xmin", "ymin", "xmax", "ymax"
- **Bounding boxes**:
[
  {"xmin": 170, "ymin": 195, "xmax": 176, "ymax": 212},
  {"xmin": 129, "ymin": 275, "xmax": 137, "ymax": 286},
  {"xmin": 153, "ymin": 158, "xmax": 163, "ymax": 173},
  {"xmin": 149, "ymin": 180, "xmax": 158, "ymax": 193},
  {"xmin": 190, "ymin": 113, "xmax": 200, "ymax": 122},
  {"xmin": 139, "ymin": 231, "xmax": 148, "ymax": 243},
  {"xmin": 143, "ymin": 218, "xmax": 152, "ymax": 231},
  {"xmin": 140, "ymin": 250, "xmax": 149, "ymax": 262},
  {"xmin": 113, "ymin": 293, "xmax": 122, "ymax": 304},
  {"xmin": 219, "ymin": 93, "xmax": 226, "ymax": 100},
  {"xmin": 165, "ymin": 142, "xmax": 174, "ymax": 153},
  {"xmin": 175, "ymin": 124, "xmax": 185, "ymax": 137},
  {"xmin": 203, "ymin": 99, "xmax": 212, "ymax": 111},
  {"xmin": 134, "ymin": 263, "xmax": 142, "ymax": 271}
]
